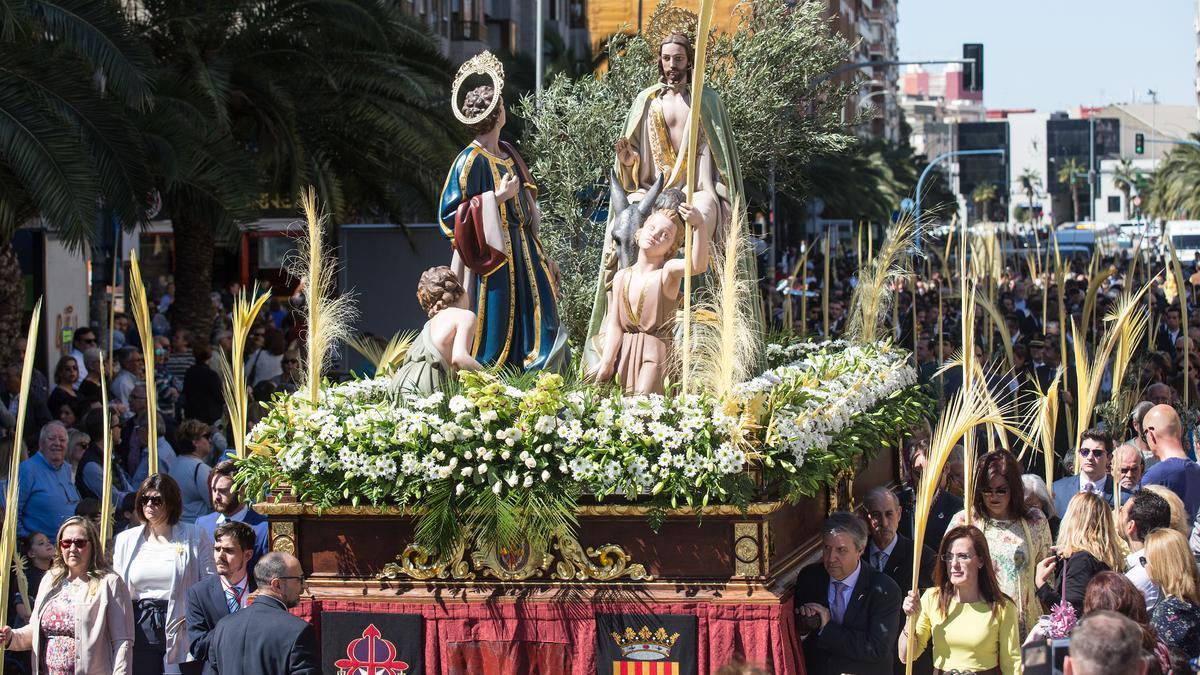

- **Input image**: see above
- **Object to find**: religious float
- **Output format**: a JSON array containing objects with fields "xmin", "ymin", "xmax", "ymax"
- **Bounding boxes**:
[{"xmin": 232, "ymin": 5, "xmax": 931, "ymax": 673}]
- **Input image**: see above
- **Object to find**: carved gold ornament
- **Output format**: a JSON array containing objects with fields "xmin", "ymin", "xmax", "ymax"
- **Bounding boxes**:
[
  {"xmin": 375, "ymin": 532, "xmax": 653, "ymax": 582},
  {"xmin": 451, "ymin": 51, "xmax": 505, "ymax": 125},
  {"xmin": 644, "ymin": 5, "xmax": 698, "ymax": 51},
  {"xmin": 270, "ymin": 521, "xmax": 296, "ymax": 555}
]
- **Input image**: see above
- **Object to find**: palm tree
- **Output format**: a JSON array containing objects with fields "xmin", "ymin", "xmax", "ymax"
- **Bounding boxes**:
[
  {"xmin": 1148, "ymin": 137, "xmax": 1200, "ymax": 219},
  {"xmin": 128, "ymin": 0, "xmax": 462, "ymax": 340},
  {"xmin": 1057, "ymin": 158, "xmax": 1085, "ymax": 223},
  {"xmin": 1018, "ymin": 167, "xmax": 1041, "ymax": 226},
  {"xmin": 1112, "ymin": 159, "xmax": 1140, "ymax": 219},
  {"xmin": 0, "ymin": 0, "xmax": 155, "ymax": 362},
  {"xmin": 972, "ymin": 182, "xmax": 997, "ymax": 223}
]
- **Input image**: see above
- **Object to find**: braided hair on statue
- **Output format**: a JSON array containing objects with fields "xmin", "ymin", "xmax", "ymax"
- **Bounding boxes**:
[{"xmin": 416, "ymin": 266, "xmax": 466, "ymax": 318}]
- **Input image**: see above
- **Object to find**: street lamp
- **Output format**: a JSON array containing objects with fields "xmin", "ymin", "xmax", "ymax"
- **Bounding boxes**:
[{"xmin": 915, "ymin": 148, "xmax": 1007, "ymax": 251}]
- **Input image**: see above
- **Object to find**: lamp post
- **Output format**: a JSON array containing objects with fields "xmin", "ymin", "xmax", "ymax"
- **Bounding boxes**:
[{"xmin": 915, "ymin": 148, "xmax": 1007, "ymax": 252}]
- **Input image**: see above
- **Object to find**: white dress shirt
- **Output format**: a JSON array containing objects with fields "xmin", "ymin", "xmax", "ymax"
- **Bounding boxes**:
[
  {"xmin": 1079, "ymin": 474, "xmax": 1108, "ymax": 495},
  {"xmin": 1125, "ymin": 549, "xmax": 1160, "ymax": 611}
]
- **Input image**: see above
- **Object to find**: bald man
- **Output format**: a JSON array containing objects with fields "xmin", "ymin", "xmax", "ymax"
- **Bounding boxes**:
[{"xmin": 1139, "ymin": 404, "xmax": 1200, "ymax": 521}]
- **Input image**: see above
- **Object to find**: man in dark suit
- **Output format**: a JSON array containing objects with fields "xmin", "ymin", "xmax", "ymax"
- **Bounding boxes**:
[
  {"xmin": 898, "ymin": 437, "xmax": 964, "ymax": 549},
  {"xmin": 1156, "ymin": 307, "xmax": 1183, "ymax": 360},
  {"xmin": 187, "ymin": 521, "xmax": 258, "ymax": 670},
  {"xmin": 205, "ymin": 552, "xmax": 319, "ymax": 675},
  {"xmin": 1051, "ymin": 428, "xmax": 1131, "ymax": 516},
  {"xmin": 794, "ymin": 512, "xmax": 902, "ymax": 675},
  {"xmin": 195, "ymin": 460, "xmax": 269, "ymax": 569},
  {"xmin": 863, "ymin": 488, "xmax": 935, "ymax": 675}
]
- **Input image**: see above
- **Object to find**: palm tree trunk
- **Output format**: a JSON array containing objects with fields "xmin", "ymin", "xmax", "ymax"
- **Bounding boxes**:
[
  {"xmin": 168, "ymin": 207, "xmax": 217, "ymax": 342},
  {"xmin": 1071, "ymin": 187, "xmax": 1080, "ymax": 224},
  {"xmin": 0, "ymin": 240, "xmax": 24, "ymax": 366}
]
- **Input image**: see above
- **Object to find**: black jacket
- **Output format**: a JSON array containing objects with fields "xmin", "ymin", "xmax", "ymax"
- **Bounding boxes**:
[
  {"xmin": 183, "ymin": 363, "xmax": 224, "ymax": 425},
  {"xmin": 204, "ymin": 594, "xmax": 319, "ymax": 675},
  {"xmin": 862, "ymin": 535, "xmax": 935, "ymax": 675},
  {"xmin": 793, "ymin": 561, "xmax": 903, "ymax": 675},
  {"xmin": 899, "ymin": 488, "xmax": 963, "ymax": 551},
  {"xmin": 187, "ymin": 574, "xmax": 259, "ymax": 665},
  {"xmin": 1035, "ymin": 550, "xmax": 1110, "ymax": 617}
]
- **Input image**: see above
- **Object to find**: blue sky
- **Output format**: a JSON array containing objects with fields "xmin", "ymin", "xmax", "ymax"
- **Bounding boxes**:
[{"xmin": 897, "ymin": 1, "xmax": 1197, "ymax": 111}]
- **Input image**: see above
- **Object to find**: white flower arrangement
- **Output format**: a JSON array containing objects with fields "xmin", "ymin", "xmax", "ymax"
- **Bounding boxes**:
[{"xmin": 244, "ymin": 340, "xmax": 926, "ymax": 514}]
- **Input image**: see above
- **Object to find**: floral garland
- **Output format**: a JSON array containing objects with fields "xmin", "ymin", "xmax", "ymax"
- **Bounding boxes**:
[{"xmin": 237, "ymin": 340, "xmax": 930, "ymax": 550}]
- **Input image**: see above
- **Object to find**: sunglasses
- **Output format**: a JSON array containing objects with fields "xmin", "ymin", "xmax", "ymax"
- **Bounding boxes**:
[
  {"xmin": 1078, "ymin": 448, "xmax": 1106, "ymax": 458},
  {"xmin": 140, "ymin": 495, "xmax": 164, "ymax": 507},
  {"xmin": 982, "ymin": 487, "xmax": 1009, "ymax": 496},
  {"xmin": 60, "ymin": 538, "xmax": 89, "ymax": 550}
]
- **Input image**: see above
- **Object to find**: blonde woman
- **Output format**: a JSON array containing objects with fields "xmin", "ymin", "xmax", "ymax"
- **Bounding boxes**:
[
  {"xmin": 1033, "ymin": 491, "xmax": 1123, "ymax": 617},
  {"xmin": 1144, "ymin": 528, "xmax": 1200, "ymax": 661},
  {"xmin": 0, "ymin": 516, "xmax": 134, "ymax": 673},
  {"xmin": 1141, "ymin": 485, "xmax": 1192, "ymax": 536}
]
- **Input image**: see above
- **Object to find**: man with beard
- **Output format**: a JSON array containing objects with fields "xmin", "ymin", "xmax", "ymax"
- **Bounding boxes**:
[
  {"xmin": 187, "ymin": 521, "xmax": 258, "ymax": 670},
  {"xmin": 584, "ymin": 24, "xmax": 751, "ymax": 366},
  {"xmin": 205, "ymin": 552, "xmax": 318, "ymax": 675}
]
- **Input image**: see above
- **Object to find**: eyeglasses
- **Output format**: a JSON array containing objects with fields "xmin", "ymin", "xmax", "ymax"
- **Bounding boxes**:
[
  {"xmin": 79, "ymin": 338, "xmax": 97, "ymax": 345},
  {"xmin": 1078, "ymin": 448, "xmax": 1106, "ymax": 458},
  {"xmin": 60, "ymin": 538, "xmax": 89, "ymax": 550},
  {"xmin": 982, "ymin": 487, "xmax": 1009, "ymax": 496},
  {"xmin": 940, "ymin": 553, "xmax": 974, "ymax": 563},
  {"xmin": 276, "ymin": 575, "xmax": 306, "ymax": 584},
  {"xmin": 140, "ymin": 495, "xmax": 164, "ymax": 507}
]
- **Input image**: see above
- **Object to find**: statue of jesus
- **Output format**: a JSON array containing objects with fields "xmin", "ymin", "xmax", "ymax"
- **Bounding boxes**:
[{"xmin": 583, "ymin": 28, "xmax": 747, "ymax": 368}]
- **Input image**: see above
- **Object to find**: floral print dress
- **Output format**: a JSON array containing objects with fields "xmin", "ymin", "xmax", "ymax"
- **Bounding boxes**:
[
  {"xmin": 949, "ymin": 508, "xmax": 1052, "ymax": 634},
  {"xmin": 1151, "ymin": 595, "xmax": 1200, "ymax": 660},
  {"xmin": 39, "ymin": 580, "xmax": 85, "ymax": 675}
]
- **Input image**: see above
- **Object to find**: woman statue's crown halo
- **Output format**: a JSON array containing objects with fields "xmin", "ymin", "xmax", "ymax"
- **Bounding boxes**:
[{"xmin": 451, "ymin": 51, "xmax": 506, "ymax": 125}]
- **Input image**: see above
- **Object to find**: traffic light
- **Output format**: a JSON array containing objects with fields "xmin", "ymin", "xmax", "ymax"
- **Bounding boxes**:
[
  {"xmin": 963, "ymin": 43, "xmax": 984, "ymax": 92},
  {"xmin": 1135, "ymin": 133, "xmax": 1145, "ymax": 155}
]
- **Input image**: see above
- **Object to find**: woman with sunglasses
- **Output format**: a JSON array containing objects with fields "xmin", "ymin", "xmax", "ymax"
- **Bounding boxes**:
[
  {"xmin": 113, "ymin": 474, "xmax": 213, "ymax": 675},
  {"xmin": 898, "ymin": 525, "xmax": 1021, "ymax": 675},
  {"xmin": 0, "ymin": 516, "xmax": 135, "ymax": 673},
  {"xmin": 949, "ymin": 449, "xmax": 1052, "ymax": 636}
]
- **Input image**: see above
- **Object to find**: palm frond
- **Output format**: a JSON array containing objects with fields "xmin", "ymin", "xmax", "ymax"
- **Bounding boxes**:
[
  {"xmin": 847, "ymin": 215, "xmax": 915, "ymax": 343},
  {"xmin": 295, "ymin": 187, "xmax": 356, "ymax": 405},
  {"xmin": 219, "ymin": 286, "xmax": 270, "ymax": 458},
  {"xmin": 127, "ymin": 251, "xmax": 159, "ymax": 474}
]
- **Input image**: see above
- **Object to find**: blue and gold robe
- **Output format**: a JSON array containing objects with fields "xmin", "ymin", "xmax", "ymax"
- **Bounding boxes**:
[{"xmin": 439, "ymin": 141, "xmax": 568, "ymax": 373}]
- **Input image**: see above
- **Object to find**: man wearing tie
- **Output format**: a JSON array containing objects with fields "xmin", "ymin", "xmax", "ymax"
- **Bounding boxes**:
[
  {"xmin": 195, "ymin": 460, "xmax": 269, "ymax": 569},
  {"xmin": 186, "ymin": 521, "xmax": 258, "ymax": 671},
  {"xmin": 1051, "ymin": 428, "xmax": 1129, "ymax": 516},
  {"xmin": 862, "ymin": 487, "xmax": 935, "ymax": 675},
  {"xmin": 794, "ymin": 512, "xmax": 902, "ymax": 675}
]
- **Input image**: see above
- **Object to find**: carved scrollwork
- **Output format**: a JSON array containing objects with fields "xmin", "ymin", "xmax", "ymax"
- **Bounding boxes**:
[
  {"xmin": 270, "ymin": 522, "xmax": 296, "ymax": 555},
  {"xmin": 552, "ymin": 534, "xmax": 653, "ymax": 581},
  {"xmin": 471, "ymin": 539, "xmax": 554, "ymax": 581},
  {"xmin": 377, "ymin": 538, "xmax": 473, "ymax": 581}
]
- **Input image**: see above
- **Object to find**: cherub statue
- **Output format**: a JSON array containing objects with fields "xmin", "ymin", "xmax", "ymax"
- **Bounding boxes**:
[
  {"xmin": 393, "ymin": 266, "xmax": 481, "ymax": 396},
  {"xmin": 591, "ymin": 188, "xmax": 707, "ymax": 394}
]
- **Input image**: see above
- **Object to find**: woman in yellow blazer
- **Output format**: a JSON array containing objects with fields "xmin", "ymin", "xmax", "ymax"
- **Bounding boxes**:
[
  {"xmin": 898, "ymin": 525, "xmax": 1022, "ymax": 675},
  {"xmin": 0, "ymin": 516, "xmax": 134, "ymax": 674}
]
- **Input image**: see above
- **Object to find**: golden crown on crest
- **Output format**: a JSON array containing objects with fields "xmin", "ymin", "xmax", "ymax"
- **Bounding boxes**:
[
  {"xmin": 610, "ymin": 626, "xmax": 680, "ymax": 660},
  {"xmin": 450, "ymin": 51, "xmax": 506, "ymax": 125}
]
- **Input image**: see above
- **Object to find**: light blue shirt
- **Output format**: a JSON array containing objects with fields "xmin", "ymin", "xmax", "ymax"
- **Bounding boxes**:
[
  {"xmin": 827, "ymin": 562, "xmax": 862, "ymax": 624},
  {"xmin": 81, "ymin": 456, "xmax": 134, "ymax": 505},
  {"xmin": 17, "ymin": 452, "xmax": 80, "ymax": 538},
  {"xmin": 169, "ymin": 455, "xmax": 212, "ymax": 524},
  {"xmin": 132, "ymin": 437, "xmax": 177, "ymax": 486}
]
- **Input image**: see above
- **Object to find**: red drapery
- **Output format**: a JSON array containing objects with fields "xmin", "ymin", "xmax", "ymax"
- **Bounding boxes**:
[{"xmin": 296, "ymin": 597, "xmax": 804, "ymax": 674}]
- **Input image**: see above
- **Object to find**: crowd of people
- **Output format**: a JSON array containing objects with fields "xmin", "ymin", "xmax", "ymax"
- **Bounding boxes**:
[
  {"xmin": 0, "ymin": 281, "xmax": 313, "ymax": 674},
  {"xmin": 782, "ymin": 239, "xmax": 1200, "ymax": 674}
]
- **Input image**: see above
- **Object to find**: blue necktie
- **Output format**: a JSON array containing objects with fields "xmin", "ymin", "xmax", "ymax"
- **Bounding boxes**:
[{"xmin": 225, "ymin": 585, "xmax": 242, "ymax": 614}]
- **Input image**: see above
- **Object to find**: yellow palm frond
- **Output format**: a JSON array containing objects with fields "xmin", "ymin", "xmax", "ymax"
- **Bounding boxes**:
[
  {"xmin": 127, "ymin": 252, "xmax": 159, "ymax": 474},
  {"xmin": 848, "ymin": 215, "xmax": 915, "ymax": 344}
]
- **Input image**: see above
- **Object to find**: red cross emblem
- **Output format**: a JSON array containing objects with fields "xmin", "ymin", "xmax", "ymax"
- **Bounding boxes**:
[{"xmin": 333, "ymin": 623, "xmax": 410, "ymax": 675}]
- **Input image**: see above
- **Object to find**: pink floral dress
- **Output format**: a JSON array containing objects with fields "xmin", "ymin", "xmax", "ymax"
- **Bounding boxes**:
[{"xmin": 39, "ymin": 585, "xmax": 78, "ymax": 675}]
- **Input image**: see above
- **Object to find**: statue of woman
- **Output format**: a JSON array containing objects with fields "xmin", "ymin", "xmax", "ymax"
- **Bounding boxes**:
[
  {"xmin": 392, "ymin": 266, "xmax": 481, "ymax": 396},
  {"xmin": 591, "ymin": 188, "xmax": 707, "ymax": 394},
  {"xmin": 439, "ymin": 52, "xmax": 568, "ymax": 374}
]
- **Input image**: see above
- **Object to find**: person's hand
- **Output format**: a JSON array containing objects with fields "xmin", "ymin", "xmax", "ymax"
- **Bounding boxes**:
[
  {"xmin": 1035, "ymin": 555, "xmax": 1057, "ymax": 589},
  {"xmin": 902, "ymin": 590, "xmax": 919, "ymax": 617},
  {"xmin": 589, "ymin": 361, "xmax": 615, "ymax": 384},
  {"xmin": 678, "ymin": 202, "xmax": 703, "ymax": 228},
  {"xmin": 0, "ymin": 626, "xmax": 12, "ymax": 646},
  {"xmin": 798, "ymin": 602, "xmax": 831, "ymax": 629},
  {"xmin": 615, "ymin": 137, "xmax": 637, "ymax": 167},
  {"xmin": 495, "ymin": 173, "xmax": 520, "ymax": 202}
]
